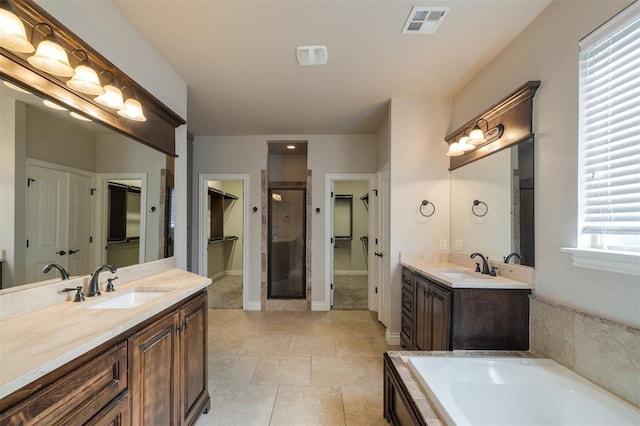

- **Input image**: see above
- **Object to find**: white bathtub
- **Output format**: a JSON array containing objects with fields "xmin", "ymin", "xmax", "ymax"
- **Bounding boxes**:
[{"xmin": 407, "ymin": 356, "xmax": 640, "ymax": 426}]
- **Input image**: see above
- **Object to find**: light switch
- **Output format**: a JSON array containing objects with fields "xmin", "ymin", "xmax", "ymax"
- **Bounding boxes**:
[
  {"xmin": 455, "ymin": 239, "xmax": 462, "ymax": 251},
  {"xmin": 439, "ymin": 239, "xmax": 447, "ymax": 251}
]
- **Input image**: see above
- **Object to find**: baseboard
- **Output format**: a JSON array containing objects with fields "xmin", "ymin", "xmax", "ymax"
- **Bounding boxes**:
[
  {"xmin": 334, "ymin": 270, "xmax": 368, "ymax": 276},
  {"xmin": 312, "ymin": 301, "xmax": 330, "ymax": 311},
  {"xmin": 385, "ymin": 330, "xmax": 401, "ymax": 346},
  {"xmin": 209, "ymin": 271, "xmax": 225, "ymax": 281},
  {"xmin": 224, "ymin": 270, "xmax": 243, "ymax": 276},
  {"xmin": 244, "ymin": 301, "xmax": 261, "ymax": 311}
]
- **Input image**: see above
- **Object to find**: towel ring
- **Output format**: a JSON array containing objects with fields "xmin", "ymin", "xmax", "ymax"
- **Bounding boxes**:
[
  {"xmin": 472, "ymin": 199, "xmax": 488, "ymax": 217},
  {"xmin": 419, "ymin": 200, "xmax": 435, "ymax": 217}
]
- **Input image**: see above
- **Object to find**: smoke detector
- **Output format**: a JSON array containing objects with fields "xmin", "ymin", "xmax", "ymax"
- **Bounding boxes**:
[
  {"xmin": 296, "ymin": 45, "xmax": 328, "ymax": 66},
  {"xmin": 402, "ymin": 6, "xmax": 449, "ymax": 34}
]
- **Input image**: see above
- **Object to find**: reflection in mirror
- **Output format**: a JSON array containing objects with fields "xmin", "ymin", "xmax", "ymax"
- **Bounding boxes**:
[
  {"xmin": 106, "ymin": 179, "xmax": 143, "ymax": 268},
  {"xmin": 0, "ymin": 79, "xmax": 174, "ymax": 289},
  {"xmin": 450, "ymin": 139, "xmax": 534, "ymax": 267}
]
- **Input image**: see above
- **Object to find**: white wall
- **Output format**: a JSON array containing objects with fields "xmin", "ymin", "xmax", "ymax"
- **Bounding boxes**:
[
  {"xmin": 193, "ymin": 135, "xmax": 377, "ymax": 308},
  {"xmin": 35, "ymin": 1, "xmax": 189, "ymax": 269},
  {"xmin": 450, "ymin": 0, "xmax": 638, "ymax": 327},
  {"xmin": 388, "ymin": 97, "xmax": 452, "ymax": 336}
]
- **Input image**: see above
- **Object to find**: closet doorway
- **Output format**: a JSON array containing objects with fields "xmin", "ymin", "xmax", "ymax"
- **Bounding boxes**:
[
  {"xmin": 198, "ymin": 174, "xmax": 248, "ymax": 310},
  {"xmin": 326, "ymin": 174, "xmax": 376, "ymax": 311}
]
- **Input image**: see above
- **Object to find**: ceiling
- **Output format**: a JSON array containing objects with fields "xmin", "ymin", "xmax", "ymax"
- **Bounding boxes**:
[{"xmin": 112, "ymin": 0, "xmax": 552, "ymax": 137}]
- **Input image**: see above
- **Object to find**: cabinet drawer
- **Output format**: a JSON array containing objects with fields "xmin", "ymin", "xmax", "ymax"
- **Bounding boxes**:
[
  {"xmin": 401, "ymin": 287, "xmax": 413, "ymax": 315},
  {"xmin": 0, "ymin": 341, "xmax": 128, "ymax": 426}
]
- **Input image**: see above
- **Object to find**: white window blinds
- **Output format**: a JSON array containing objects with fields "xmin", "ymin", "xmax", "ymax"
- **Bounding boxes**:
[{"xmin": 579, "ymin": 3, "xmax": 640, "ymax": 246}]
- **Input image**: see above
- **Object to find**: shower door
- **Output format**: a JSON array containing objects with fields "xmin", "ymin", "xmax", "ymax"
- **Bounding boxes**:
[{"xmin": 268, "ymin": 188, "xmax": 306, "ymax": 298}]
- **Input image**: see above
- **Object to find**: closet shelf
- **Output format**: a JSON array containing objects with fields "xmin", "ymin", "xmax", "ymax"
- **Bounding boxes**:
[{"xmin": 208, "ymin": 235, "xmax": 238, "ymax": 245}]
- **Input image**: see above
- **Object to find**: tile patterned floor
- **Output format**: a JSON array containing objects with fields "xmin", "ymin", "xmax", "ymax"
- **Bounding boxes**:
[{"xmin": 196, "ymin": 309, "xmax": 400, "ymax": 425}]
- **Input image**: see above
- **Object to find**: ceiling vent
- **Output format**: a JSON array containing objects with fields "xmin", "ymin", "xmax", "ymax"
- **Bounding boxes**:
[
  {"xmin": 296, "ymin": 45, "xmax": 328, "ymax": 66},
  {"xmin": 402, "ymin": 6, "xmax": 450, "ymax": 34}
]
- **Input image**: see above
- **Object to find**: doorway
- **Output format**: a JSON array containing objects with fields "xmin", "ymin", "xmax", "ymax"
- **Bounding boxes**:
[
  {"xmin": 326, "ymin": 174, "xmax": 376, "ymax": 311},
  {"xmin": 198, "ymin": 174, "xmax": 248, "ymax": 310}
]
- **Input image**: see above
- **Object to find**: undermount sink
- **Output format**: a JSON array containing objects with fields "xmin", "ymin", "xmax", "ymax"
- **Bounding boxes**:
[
  {"xmin": 437, "ymin": 270, "xmax": 489, "ymax": 280},
  {"xmin": 85, "ymin": 287, "xmax": 175, "ymax": 309}
]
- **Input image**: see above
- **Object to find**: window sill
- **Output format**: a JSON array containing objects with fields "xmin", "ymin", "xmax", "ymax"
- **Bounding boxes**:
[{"xmin": 561, "ymin": 248, "xmax": 640, "ymax": 276}]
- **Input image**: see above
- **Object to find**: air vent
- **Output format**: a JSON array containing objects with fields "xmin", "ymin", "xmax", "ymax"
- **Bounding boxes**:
[
  {"xmin": 402, "ymin": 6, "xmax": 450, "ymax": 34},
  {"xmin": 296, "ymin": 45, "xmax": 328, "ymax": 66}
]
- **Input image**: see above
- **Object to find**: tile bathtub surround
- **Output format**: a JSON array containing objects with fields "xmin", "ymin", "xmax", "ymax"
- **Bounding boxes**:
[
  {"xmin": 197, "ymin": 309, "xmax": 401, "ymax": 426},
  {"xmin": 530, "ymin": 295, "xmax": 640, "ymax": 408},
  {"xmin": 0, "ymin": 257, "xmax": 177, "ymax": 321}
]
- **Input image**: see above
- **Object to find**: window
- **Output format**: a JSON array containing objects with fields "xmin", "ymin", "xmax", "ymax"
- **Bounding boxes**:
[{"xmin": 566, "ymin": 2, "xmax": 640, "ymax": 275}]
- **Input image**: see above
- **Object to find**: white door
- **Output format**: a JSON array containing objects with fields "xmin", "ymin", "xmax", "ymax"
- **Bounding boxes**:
[
  {"xmin": 66, "ymin": 173, "xmax": 93, "ymax": 277},
  {"xmin": 377, "ymin": 165, "xmax": 391, "ymax": 327},
  {"xmin": 25, "ymin": 165, "xmax": 69, "ymax": 283},
  {"xmin": 25, "ymin": 165, "xmax": 93, "ymax": 282}
]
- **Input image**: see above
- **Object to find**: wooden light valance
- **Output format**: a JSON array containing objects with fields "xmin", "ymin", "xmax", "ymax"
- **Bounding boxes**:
[
  {"xmin": 0, "ymin": 0, "xmax": 185, "ymax": 156},
  {"xmin": 445, "ymin": 81, "xmax": 541, "ymax": 170}
]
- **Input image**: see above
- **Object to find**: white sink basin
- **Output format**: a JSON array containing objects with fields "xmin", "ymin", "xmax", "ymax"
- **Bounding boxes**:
[
  {"xmin": 85, "ymin": 288, "xmax": 175, "ymax": 309},
  {"xmin": 438, "ymin": 271, "xmax": 489, "ymax": 280}
]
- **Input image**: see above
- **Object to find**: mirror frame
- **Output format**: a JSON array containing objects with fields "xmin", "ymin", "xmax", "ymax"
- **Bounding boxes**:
[
  {"xmin": 445, "ymin": 81, "xmax": 540, "ymax": 170},
  {"xmin": 0, "ymin": 0, "xmax": 184, "ymax": 156}
]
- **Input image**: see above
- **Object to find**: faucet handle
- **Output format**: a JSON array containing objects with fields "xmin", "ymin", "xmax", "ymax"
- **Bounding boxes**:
[
  {"xmin": 490, "ymin": 266, "xmax": 498, "ymax": 277},
  {"xmin": 62, "ymin": 286, "xmax": 85, "ymax": 302},
  {"xmin": 106, "ymin": 277, "xmax": 118, "ymax": 292},
  {"xmin": 475, "ymin": 262, "xmax": 481, "ymax": 272}
]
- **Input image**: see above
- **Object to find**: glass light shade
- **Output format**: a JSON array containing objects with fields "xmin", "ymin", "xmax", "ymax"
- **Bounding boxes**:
[
  {"xmin": 458, "ymin": 136, "xmax": 474, "ymax": 152},
  {"xmin": 0, "ymin": 7, "xmax": 34, "ymax": 53},
  {"xmin": 446, "ymin": 142, "xmax": 464, "ymax": 157},
  {"xmin": 66, "ymin": 64, "xmax": 105, "ymax": 96},
  {"xmin": 27, "ymin": 37, "xmax": 74, "ymax": 77},
  {"xmin": 117, "ymin": 98, "xmax": 147, "ymax": 121},
  {"xmin": 469, "ymin": 126, "xmax": 486, "ymax": 145},
  {"xmin": 95, "ymin": 84, "xmax": 123, "ymax": 109}
]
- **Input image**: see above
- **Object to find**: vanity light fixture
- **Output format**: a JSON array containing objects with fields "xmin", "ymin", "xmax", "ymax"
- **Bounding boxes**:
[
  {"xmin": 27, "ymin": 23, "xmax": 74, "ymax": 77},
  {"xmin": 117, "ymin": 86, "xmax": 146, "ymax": 121},
  {"xmin": 0, "ymin": 0, "xmax": 34, "ymax": 53},
  {"xmin": 66, "ymin": 50, "xmax": 105, "ymax": 96},
  {"xmin": 94, "ymin": 70, "xmax": 123, "ymax": 109},
  {"xmin": 446, "ymin": 119, "xmax": 504, "ymax": 157}
]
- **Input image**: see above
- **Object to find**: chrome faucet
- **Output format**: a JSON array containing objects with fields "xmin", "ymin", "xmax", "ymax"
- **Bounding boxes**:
[
  {"xmin": 504, "ymin": 252, "xmax": 522, "ymax": 264},
  {"xmin": 470, "ymin": 252, "xmax": 490, "ymax": 275},
  {"xmin": 87, "ymin": 264, "xmax": 117, "ymax": 297},
  {"xmin": 42, "ymin": 263, "xmax": 70, "ymax": 280}
]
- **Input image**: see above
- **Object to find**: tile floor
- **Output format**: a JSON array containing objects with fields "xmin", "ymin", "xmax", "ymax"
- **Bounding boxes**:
[{"xmin": 196, "ymin": 309, "xmax": 400, "ymax": 425}]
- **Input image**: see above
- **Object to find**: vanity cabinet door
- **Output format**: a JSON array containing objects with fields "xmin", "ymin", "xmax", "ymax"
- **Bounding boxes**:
[
  {"xmin": 414, "ymin": 278, "xmax": 428, "ymax": 351},
  {"xmin": 130, "ymin": 312, "xmax": 180, "ymax": 426},
  {"xmin": 428, "ymin": 282, "xmax": 451, "ymax": 351},
  {"xmin": 179, "ymin": 293, "xmax": 210, "ymax": 425}
]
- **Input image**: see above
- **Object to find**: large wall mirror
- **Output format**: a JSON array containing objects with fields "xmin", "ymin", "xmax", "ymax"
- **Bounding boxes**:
[
  {"xmin": 450, "ymin": 139, "xmax": 534, "ymax": 266},
  {"xmin": 447, "ymin": 82, "xmax": 539, "ymax": 268},
  {"xmin": 0, "ymin": 80, "xmax": 175, "ymax": 288}
]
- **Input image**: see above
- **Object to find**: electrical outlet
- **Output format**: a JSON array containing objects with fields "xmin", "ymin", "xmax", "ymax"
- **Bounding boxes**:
[
  {"xmin": 439, "ymin": 239, "xmax": 447, "ymax": 251},
  {"xmin": 455, "ymin": 239, "xmax": 462, "ymax": 251}
]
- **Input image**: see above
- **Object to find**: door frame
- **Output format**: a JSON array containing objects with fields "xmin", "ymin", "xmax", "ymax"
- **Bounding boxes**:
[
  {"xmin": 96, "ymin": 173, "xmax": 147, "ymax": 266},
  {"xmin": 324, "ymin": 173, "xmax": 376, "ymax": 311},
  {"xmin": 198, "ymin": 173, "xmax": 249, "ymax": 309}
]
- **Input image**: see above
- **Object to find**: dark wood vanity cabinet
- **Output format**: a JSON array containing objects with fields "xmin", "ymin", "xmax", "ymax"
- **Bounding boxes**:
[
  {"xmin": 401, "ymin": 267, "xmax": 529, "ymax": 351},
  {"xmin": 0, "ymin": 290, "xmax": 210, "ymax": 426},
  {"xmin": 130, "ymin": 291, "xmax": 210, "ymax": 426}
]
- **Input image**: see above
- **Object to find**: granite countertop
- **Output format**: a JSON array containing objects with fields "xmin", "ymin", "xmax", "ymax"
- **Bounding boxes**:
[
  {"xmin": 401, "ymin": 259, "xmax": 533, "ymax": 289},
  {"xmin": 0, "ymin": 268, "xmax": 210, "ymax": 399}
]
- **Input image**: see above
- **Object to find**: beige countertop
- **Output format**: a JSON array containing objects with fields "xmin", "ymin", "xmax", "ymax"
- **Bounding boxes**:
[
  {"xmin": 401, "ymin": 259, "xmax": 533, "ymax": 289},
  {"xmin": 0, "ymin": 267, "xmax": 210, "ymax": 399}
]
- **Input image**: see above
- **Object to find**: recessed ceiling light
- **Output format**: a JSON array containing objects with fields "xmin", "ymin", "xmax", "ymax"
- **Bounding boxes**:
[
  {"xmin": 43, "ymin": 99, "xmax": 67, "ymax": 111},
  {"xmin": 286, "ymin": 145, "xmax": 296, "ymax": 150}
]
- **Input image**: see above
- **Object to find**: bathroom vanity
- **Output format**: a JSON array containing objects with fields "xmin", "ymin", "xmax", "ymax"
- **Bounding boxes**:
[
  {"xmin": 0, "ymin": 264, "xmax": 210, "ymax": 425},
  {"xmin": 400, "ymin": 258, "xmax": 532, "ymax": 351}
]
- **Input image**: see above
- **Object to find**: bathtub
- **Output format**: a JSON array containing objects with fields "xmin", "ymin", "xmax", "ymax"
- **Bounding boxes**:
[{"xmin": 406, "ymin": 356, "xmax": 640, "ymax": 425}]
